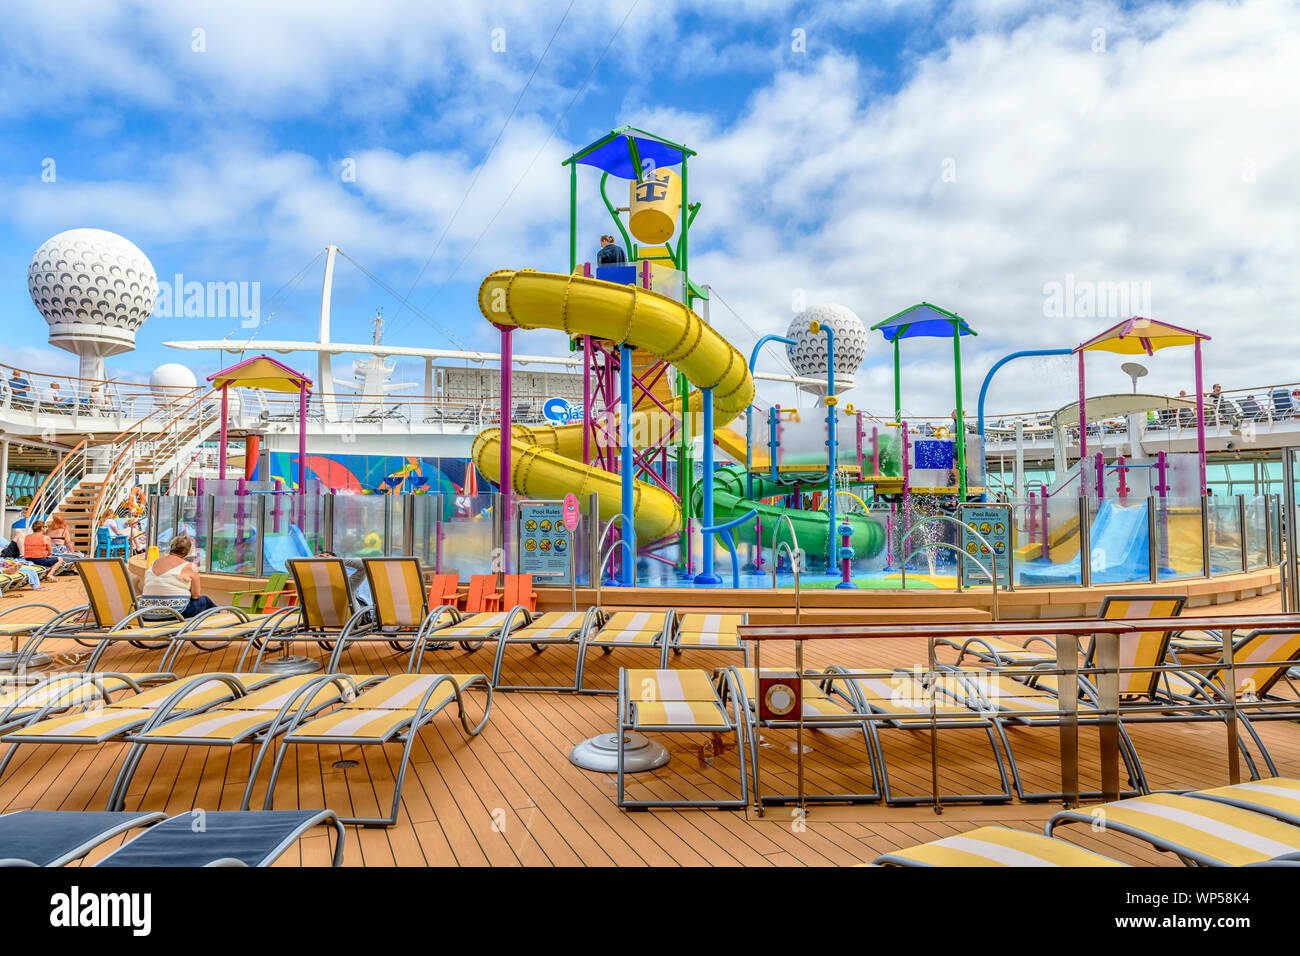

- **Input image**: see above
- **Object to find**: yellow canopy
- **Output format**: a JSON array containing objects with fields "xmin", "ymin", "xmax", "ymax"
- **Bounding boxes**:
[
  {"xmin": 1076, "ymin": 317, "xmax": 1210, "ymax": 356},
  {"xmin": 207, "ymin": 355, "xmax": 312, "ymax": 393}
]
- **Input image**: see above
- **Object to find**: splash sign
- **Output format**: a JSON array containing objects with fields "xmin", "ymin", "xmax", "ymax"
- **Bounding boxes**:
[{"xmin": 562, "ymin": 493, "xmax": 580, "ymax": 532}]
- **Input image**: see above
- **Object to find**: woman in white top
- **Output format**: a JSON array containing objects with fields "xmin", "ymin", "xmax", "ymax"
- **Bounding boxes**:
[{"xmin": 143, "ymin": 535, "xmax": 214, "ymax": 618}]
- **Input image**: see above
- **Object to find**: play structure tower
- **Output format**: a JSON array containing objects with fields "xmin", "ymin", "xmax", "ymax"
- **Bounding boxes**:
[
  {"xmin": 565, "ymin": 128, "xmax": 701, "ymax": 577},
  {"xmin": 472, "ymin": 126, "xmax": 890, "ymax": 587}
]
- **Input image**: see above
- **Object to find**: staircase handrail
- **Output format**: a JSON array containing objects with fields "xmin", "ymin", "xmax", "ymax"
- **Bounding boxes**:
[
  {"xmin": 22, "ymin": 438, "xmax": 90, "ymax": 522},
  {"xmin": 89, "ymin": 388, "xmax": 217, "ymax": 530}
]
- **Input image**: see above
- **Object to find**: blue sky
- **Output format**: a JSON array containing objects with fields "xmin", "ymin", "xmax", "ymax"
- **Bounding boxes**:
[{"xmin": 2, "ymin": 0, "xmax": 1296, "ymax": 418}]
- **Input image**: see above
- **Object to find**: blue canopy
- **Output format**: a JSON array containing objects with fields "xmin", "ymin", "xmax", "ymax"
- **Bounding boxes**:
[
  {"xmin": 570, "ymin": 130, "xmax": 689, "ymax": 179},
  {"xmin": 872, "ymin": 303, "xmax": 977, "ymax": 341}
]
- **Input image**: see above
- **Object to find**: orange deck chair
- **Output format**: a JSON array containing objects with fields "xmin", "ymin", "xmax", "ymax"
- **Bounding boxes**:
[
  {"xmin": 502, "ymin": 574, "xmax": 537, "ymax": 612},
  {"xmin": 427, "ymin": 572, "xmax": 461, "ymax": 610},
  {"xmin": 465, "ymin": 574, "xmax": 502, "ymax": 613}
]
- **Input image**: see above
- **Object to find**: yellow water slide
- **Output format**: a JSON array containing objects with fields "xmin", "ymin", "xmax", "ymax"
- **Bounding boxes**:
[{"xmin": 471, "ymin": 269, "xmax": 753, "ymax": 540}]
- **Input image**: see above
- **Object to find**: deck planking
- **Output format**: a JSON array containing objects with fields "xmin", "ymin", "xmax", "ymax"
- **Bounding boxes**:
[{"xmin": 1, "ymin": 577, "xmax": 1296, "ymax": 866}]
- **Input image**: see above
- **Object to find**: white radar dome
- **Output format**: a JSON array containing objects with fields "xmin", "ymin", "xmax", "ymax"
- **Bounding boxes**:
[{"xmin": 149, "ymin": 363, "xmax": 198, "ymax": 398}]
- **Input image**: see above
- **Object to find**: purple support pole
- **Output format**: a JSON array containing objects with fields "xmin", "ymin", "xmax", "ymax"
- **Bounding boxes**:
[
  {"xmin": 754, "ymin": 517, "xmax": 764, "ymax": 572},
  {"xmin": 640, "ymin": 260, "xmax": 651, "ymax": 289},
  {"xmin": 1117, "ymin": 455, "xmax": 1129, "ymax": 502},
  {"xmin": 901, "ymin": 419, "xmax": 912, "ymax": 559},
  {"xmin": 1077, "ymin": 350, "xmax": 1088, "ymax": 466},
  {"xmin": 582, "ymin": 335, "xmax": 593, "ymax": 466},
  {"xmin": 871, "ymin": 426, "xmax": 879, "ymax": 477},
  {"xmin": 219, "ymin": 385, "xmax": 229, "ymax": 480},
  {"xmin": 1194, "ymin": 338, "xmax": 1207, "ymax": 495},
  {"xmin": 886, "ymin": 508, "xmax": 895, "ymax": 567},
  {"xmin": 855, "ymin": 412, "xmax": 863, "ymax": 475},
  {"xmin": 1155, "ymin": 450, "xmax": 1168, "ymax": 498},
  {"xmin": 297, "ymin": 386, "xmax": 307, "ymax": 496},
  {"xmin": 1029, "ymin": 490, "xmax": 1038, "ymax": 543},
  {"xmin": 1095, "ymin": 451, "xmax": 1105, "ymax": 499},
  {"xmin": 1040, "ymin": 492, "xmax": 1049, "ymax": 560},
  {"xmin": 499, "ymin": 325, "xmax": 513, "ymax": 573}
]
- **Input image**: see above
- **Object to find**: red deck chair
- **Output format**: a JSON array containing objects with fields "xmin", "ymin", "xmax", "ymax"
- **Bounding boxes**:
[
  {"xmin": 465, "ymin": 574, "xmax": 502, "ymax": 613},
  {"xmin": 426, "ymin": 572, "xmax": 461, "ymax": 610},
  {"xmin": 502, "ymin": 574, "xmax": 537, "ymax": 612}
]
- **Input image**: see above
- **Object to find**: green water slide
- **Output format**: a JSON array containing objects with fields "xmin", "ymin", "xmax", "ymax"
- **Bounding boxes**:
[{"xmin": 692, "ymin": 465, "xmax": 886, "ymax": 560}]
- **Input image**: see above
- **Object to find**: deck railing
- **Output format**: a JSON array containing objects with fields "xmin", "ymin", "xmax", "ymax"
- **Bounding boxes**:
[{"xmin": 740, "ymin": 613, "xmax": 1300, "ymax": 815}]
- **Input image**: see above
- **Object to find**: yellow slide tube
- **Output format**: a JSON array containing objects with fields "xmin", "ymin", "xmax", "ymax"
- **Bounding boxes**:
[{"xmin": 471, "ymin": 269, "xmax": 754, "ymax": 541}]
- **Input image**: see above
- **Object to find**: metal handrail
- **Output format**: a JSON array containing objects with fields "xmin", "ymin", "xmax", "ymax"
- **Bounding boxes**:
[
  {"xmin": 23, "ymin": 437, "xmax": 88, "ymax": 521},
  {"xmin": 593, "ymin": 512, "xmax": 636, "ymax": 602},
  {"xmin": 91, "ymin": 389, "xmax": 217, "ymax": 529},
  {"xmin": 772, "ymin": 541, "xmax": 802, "ymax": 622},
  {"xmin": 898, "ymin": 514, "xmax": 1001, "ymax": 619}
]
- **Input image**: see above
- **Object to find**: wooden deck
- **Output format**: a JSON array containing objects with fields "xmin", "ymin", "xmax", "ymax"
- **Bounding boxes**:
[{"xmin": 1, "ymin": 579, "xmax": 1296, "ymax": 867}]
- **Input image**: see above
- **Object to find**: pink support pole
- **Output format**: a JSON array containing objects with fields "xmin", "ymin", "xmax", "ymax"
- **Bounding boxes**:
[
  {"xmin": 1194, "ymin": 338, "xmax": 1207, "ymax": 495},
  {"xmin": 499, "ymin": 326, "xmax": 513, "ymax": 569},
  {"xmin": 582, "ymin": 335, "xmax": 593, "ymax": 466},
  {"xmin": 1095, "ymin": 451, "xmax": 1105, "ymax": 499},
  {"xmin": 297, "ymin": 386, "xmax": 307, "ymax": 497},
  {"xmin": 1077, "ymin": 350, "xmax": 1088, "ymax": 466},
  {"xmin": 219, "ymin": 385, "xmax": 229, "ymax": 481}
]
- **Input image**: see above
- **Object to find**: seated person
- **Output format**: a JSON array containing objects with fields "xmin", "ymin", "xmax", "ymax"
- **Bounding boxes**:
[
  {"xmin": 103, "ymin": 515, "xmax": 145, "ymax": 553},
  {"xmin": 46, "ymin": 515, "xmax": 83, "ymax": 560},
  {"xmin": 21, "ymin": 520, "xmax": 63, "ymax": 576},
  {"xmin": 143, "ymin": 535, "xmax": 214, "ymax": 618}
]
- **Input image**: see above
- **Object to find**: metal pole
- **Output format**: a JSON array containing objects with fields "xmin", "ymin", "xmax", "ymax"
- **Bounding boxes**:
[
  {"xmin": 1077, "ymin": 350, "xmax": 1087, "ymax": 466},
  {"xmin": 1237, "ymin": 494, "xmax": 1249, "ymax": 574},
  {"xmin": 1283, "ymin": 449, "xmax": 1299, "ymax": 611},
  {"xmin": 1201, "ymin": 494, "xmax": 1212, "ymax": 578},
  {"xmin": 619, "ymin": 345, "xmax": 636, "ymax": 586},
  {"xmin": 499, "ymin": 326, "xmax": 514, "ymax": 574},
  {"xmin": 695, "ymin": 385, "xmax": 721, "ymax": 585},
  {"xmin": 1194, "ymin": 338, "xmax": 1207, "ymax": 495},
  {"xmin": 1147, "ymin": 495, "xmax": 1159, "ymax": 584},
  {"xmin": 1078, "ymin": 497, "xmax": 1091, "ymax": 589}
]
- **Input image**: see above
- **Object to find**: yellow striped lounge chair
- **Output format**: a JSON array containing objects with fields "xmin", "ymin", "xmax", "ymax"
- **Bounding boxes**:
[
  {"xmin": 719, "ymin": 665, "xmax": 878, "ymax": 804},
  {"xmin": 1157, "ymin": 629, "xmax": 1300, "ymax": 779},
  {"xmin": 426, "ymin": 610, "xmax": 520, "ymax": 650},
  {"xmin": 261, "ymin": 672, "xmax": 493, "ymax": 827},
  {"xmin": 1188, "ymin": 777, "xmax": 1300, "ymax": 827},
  {"xmin": 576, "ymin": 610, "xmax": 674, "ymax": 694},
  {"xmin": 1047, "ymin": 792, "xmax": 1300, "ymax": 866},
  {"xmin": 107, "ymin": 673, "xmax": 368, "ymax": 813},
  {"xmin": 874, "ymin": 826, "xmax": 1128, "ymax": 867},
  {"xmin": 247, "ymin": 558, "xmax": 369, "ymax": 671},
  {"xmin": 670, "ymin": 613, "xmax": 749, "ymax": 664},
  {"xmin": 943, "ymin": 665, "xmax": 1148, "ymax": 802},
  {"xmin": 0, "ymin": 672, "xmax": 281, "ymax": 780},
  {"xmin": 616, "ymin": 668, "xmax": 748, "ymax": 809},
  {"xmin": 830, "ymin": 668, "xmax": 1013, "ymax": 806},
  {"xmin": 11, "ymin": 560, "xmax": 281, "ymax": 674},
  {"xmin": 313, "ymin": 557, "xmax": 443, "ymax": 672},
  {"xmin": 0, "ymin": 602, "xmax": 62, "ymax": 662},
  {"xmin": 489, "ymin": 607, "xmax": 600, "ymax": 692},
  {"xmin": 941, "ymin": 595, "xmax": 1186, "ymax": 668},
  {"xmin": 0, "ymin": 672, "xmax": 167, "ymax": 735}
]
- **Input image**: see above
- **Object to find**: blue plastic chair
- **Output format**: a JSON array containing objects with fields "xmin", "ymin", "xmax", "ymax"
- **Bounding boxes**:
[{"xmin": 95, "ymin": 527, "xmax": 128, "ymax": 558}]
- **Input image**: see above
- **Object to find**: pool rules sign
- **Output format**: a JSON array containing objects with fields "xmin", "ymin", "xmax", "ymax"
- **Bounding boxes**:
[
  {"xmin": 518, "ymin": 501, "xmax": 572, "ymax": 585},
  {"xmin": 958, "ymin": 503, "xmax": 1013, "ymax": 589}
]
